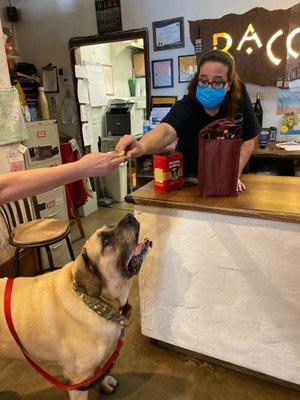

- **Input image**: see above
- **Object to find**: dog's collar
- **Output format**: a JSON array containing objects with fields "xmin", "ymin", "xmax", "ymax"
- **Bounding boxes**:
[{"xmin": 73, "ymin": 281, "xmax": 131, "ymax": 330}]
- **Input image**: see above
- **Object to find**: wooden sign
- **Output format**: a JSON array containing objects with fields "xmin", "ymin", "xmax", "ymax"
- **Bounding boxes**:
[
  {"xmin": 95, "ymin": 0, "xmax": 122, "ymax": 35},
  {"xmin": 189, "ymin": 5, "xmax": 300, "ymax": 87}
]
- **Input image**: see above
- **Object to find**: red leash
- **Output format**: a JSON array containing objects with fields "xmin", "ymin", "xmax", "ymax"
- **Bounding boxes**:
[{"xmin": 3, "ymin": 278, "xmax": 123, "ymax": 391}]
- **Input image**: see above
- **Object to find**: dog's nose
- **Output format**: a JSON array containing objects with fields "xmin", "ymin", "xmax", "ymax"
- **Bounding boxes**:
[
  {"xmin": 118, "ymin": 213, "xmax": 139, "ymax": 228},
  {"xmin": 123, "ymin": 213, "xmax": 135, "ymax": 224}
]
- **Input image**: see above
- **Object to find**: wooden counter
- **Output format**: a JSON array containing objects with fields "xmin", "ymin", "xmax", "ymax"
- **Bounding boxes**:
[{"xmin": 129, "ymin": 174, "xmax": 300, "ymax": 224}]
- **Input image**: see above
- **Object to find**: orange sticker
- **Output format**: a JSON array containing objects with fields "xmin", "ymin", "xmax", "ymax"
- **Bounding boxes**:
[
  {"xmin": 37, "ymin": 130, "xmax": 46, "ymax": 138},
  {"xmin": 47, "ymin": 200, "xmax": 55, "ymax": 209}
]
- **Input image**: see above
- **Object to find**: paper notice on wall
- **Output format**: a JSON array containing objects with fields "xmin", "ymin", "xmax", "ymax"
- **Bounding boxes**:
[
  {"xmin": 102, "ymin": 64, "xmax": 114, "ymax": 96},
  {"xmin": 8, "ymin": 149, "xmax": 24, "ymax": 163},
  {"xmin": 77, "ymin": 79, "xmax": 89, "ymax": 104},
  {"xmin": 91, "ymin": 108, "xmax": 102, "ymax": 124},
  {"xmin": 75, "ymin": 65, "xmax": 87, "ymax": 79},
  {"xmin": 55, "ymin": 197, "xmax": 63, "ymax": 206},
  {"xmin": 84, "ymin": 61, "xmax": 106, "ymax": 106},
  {"xmin": 85, "ymin": 61, "xmax": 102, "ymax": 80},
  {"xmin": 82, "ymin": 123, "xmax": 93, "ymax": 146},
  {"xmin": 80, "ymin": 104, "xmax": 92, "ymax": 122},
  {"xmin": 17, "ymin": 144, "xmax": 27, "ymax": 154},
  {"xmin": 88, "ymin": 79, "xmax": 107, "ymax": 107},
  {"xmin": 8, "ymin": 149, "xmax": 25, "ymax": 172}
]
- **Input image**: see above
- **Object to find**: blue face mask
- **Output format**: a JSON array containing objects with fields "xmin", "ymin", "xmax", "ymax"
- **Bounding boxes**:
[{"xmin": 196, "ymin": 86, "xmax": 226, "ymax": 109}]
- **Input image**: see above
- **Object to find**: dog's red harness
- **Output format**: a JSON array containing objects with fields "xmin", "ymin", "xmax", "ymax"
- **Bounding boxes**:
[{"xmin": 3, "ymin": 278, "xmax": 123, "ymax": 391}]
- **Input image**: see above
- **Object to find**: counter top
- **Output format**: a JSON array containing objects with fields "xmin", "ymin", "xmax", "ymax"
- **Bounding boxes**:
[
  {"xmin": 252, "ymin": 142, "xmax": 300, "ymax": 158},
  {"xmin": 129, "ymin": 174, "xmax": 300, "ymax": 224}
]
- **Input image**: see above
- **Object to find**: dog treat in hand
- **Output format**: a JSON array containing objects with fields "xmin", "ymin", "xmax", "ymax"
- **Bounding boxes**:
[{"xmin": 108, "ymin": 150, "xmax": 127, "ymax": 159}]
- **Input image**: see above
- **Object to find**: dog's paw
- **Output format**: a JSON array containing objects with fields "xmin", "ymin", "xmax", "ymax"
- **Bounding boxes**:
[{"xmin": 99, "ymin": 375, "xmax": 118, "ymax": 394}]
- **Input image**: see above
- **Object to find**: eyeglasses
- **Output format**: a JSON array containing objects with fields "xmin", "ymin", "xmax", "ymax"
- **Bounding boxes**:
[{"xmin": 197, "ymin": 79, "xmax": 228, "ymax": 90}]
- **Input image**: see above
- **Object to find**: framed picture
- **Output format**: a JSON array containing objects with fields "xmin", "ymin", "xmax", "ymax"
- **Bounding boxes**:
[
  {"xmin": 178, "ymin": 54, "xmax": 197, "ymax": 83},
  {"xmin": 152, "ymin": 59, "xmax": 174, "ymax": 89},
  {"xmin": 152, "ymin": 17, "xmax": 184, "ymax": 52},
  {"xmin": 151, "ymin": 96, "xmax": 178, "ymax": 108}
]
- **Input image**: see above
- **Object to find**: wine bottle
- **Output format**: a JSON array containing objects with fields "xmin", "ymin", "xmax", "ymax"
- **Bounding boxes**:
[
  {"xmin": 253, "ymin": 92, "xmax": 263, "ymax": 127},
  {"xmin": 38, "ymin": 87, "xmax": 50, "ymax": 120}
]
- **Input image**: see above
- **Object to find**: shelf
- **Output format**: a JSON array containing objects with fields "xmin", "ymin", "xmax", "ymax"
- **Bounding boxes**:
[
  {"xmin": 130, "ymin": 40, "xmax": 144, "ymax": 50},
  {"xmin": 7, "ymin": 54, "xmax": 21, "ymax": 60},
  {"xmin": 137, "ymin": 174, "xmax": 154, "ymax": 178}
]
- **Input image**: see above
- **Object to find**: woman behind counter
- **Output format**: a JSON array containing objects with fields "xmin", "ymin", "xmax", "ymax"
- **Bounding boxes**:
[{"xmin": 116, "ymin": 50, "xmax": 261, "ymax": 192}]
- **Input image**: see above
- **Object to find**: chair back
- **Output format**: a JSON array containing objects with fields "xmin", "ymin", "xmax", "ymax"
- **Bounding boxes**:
[{"xmin": 0, "ymin": 197, "xmax": 40, "ymax": 233}]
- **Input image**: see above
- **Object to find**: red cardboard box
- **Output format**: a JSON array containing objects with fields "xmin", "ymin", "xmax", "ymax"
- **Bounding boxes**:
[{"xmin": 153, "ymin": 152, "xmax": 183, "ymax": 192}]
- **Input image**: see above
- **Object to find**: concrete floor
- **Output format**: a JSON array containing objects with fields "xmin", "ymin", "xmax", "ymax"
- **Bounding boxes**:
[{"xmin": 0, "ymin": 204, "xmax": 299, "ymax": 400}]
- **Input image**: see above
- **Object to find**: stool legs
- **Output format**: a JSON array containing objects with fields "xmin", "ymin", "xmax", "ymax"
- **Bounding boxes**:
[
  {"xmin": 36, "ymin": 247, "xmax": 43, "ymax": 274},
  {"xmin": 66, "ymin": 236, "xmax": 75, "ymax": 260},
  {"xmin": 74, "ymin": 208, "xmax": 85, "ymax": 238},
  {"xmin": 13, "ymin": 236, "xmax": 75, "ymax": 277},
  {"xmin": 45, "ymin": 245, "xmax": 54, "ymax": 269},
  {"xmin": 15, "ymin": 248, "xmax": 20, "ymax": 277}
]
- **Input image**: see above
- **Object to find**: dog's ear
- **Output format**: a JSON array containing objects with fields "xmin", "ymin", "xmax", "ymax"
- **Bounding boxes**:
[{"xmin": 74, "ymin": 247, "xmax": 102, "ymax": 297}]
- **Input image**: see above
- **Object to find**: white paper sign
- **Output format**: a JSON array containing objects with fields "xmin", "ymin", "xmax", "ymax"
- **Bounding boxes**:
[
  {"xmin": 75, "ymin": 65, "xmax": 87, "ymax": 79},
  {"xmin": 17, "ymin": 144, "xmax": 27, "ymax": 154},
  {"xmin": 85, "ymin": 61, "xmax": 102, "ymax": 80},
  {"xmin": 77, "ymin": 79, "xmax": 89, "ymax": 104},
  {"xmin": 91, "ymin": 108, "xmax": 102, "ymax": 124},
  {"xmin": 8, "ymin": 149, "xmax": 23, "ymax": 163},
  {"xmin": 88, "ymin": 79, "xmax": 107, "ymax": 107},
  {"xmin": 80, "ymin": 105, "xmax": 87, "ymax": 122},
  {"xmin": 82, "ymin": 123, "xmax": 93, "ymax": 146},
  {"xmin": 55, "ymin": 197, "xmax": 63, "ymax": 206}
]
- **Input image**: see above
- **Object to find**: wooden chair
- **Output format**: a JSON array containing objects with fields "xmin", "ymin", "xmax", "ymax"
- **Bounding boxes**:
[{"xmin": 0, "ymin": 197, "xmax": 75, "ymax": 276}]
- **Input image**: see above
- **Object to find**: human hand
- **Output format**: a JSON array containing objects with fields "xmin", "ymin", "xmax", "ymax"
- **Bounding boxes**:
[
  {"xmin": 78, "ymin": 152, "xmax": 126, "ymax": 178},
  {"xmin": 236, "ymin": 178, "xmax": 246, "ymax": 192},
  {"xmin": 115, "ymin": 134, "xmax": 145, "ymax": 159}
]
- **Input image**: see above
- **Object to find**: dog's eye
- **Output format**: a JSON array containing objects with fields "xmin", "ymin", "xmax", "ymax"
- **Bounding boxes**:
[{"xmin": 101, "ymin": 232, "xmax": 111, "ymax": 247}]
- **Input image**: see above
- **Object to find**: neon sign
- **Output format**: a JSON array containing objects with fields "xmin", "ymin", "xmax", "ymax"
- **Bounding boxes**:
[{"xmin": 213, "ymin": 23, "xmax": 300, "ymax": 66}]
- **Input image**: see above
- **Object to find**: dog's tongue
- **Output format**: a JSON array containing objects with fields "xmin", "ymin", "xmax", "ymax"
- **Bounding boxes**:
[{"xmin": 133, "ymin": 242, "xmax": 144, "ymax": 256}]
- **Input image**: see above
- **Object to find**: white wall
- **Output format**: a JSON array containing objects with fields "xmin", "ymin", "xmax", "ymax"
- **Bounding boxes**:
[
  {"xmin": 13, "ymin": 0, "xmax": 97, "ymax": 71},
  {"xmin": 10, "ymin": 0, "xmax": 98, "ymax": 137},
  {"xmin": 121, "ymin": 0, "xmax": 300, "ymax": 130},
  {"xmin": 2, "ymin": 0, "xmax": 300, "ymax": 132}
]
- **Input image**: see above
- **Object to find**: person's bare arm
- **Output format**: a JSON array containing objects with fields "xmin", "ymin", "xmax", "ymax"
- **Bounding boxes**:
[
  {"xmin": 237, "ymin": 138, "xmax": 255, "ymax": 191},
  {"xmin": 115, "ymin": 123, "xmax": 177, "ymax": 158},
  {"xmin": 0, "ymin": 152, "xmax": 125, "ymax": 203},
  {"xmin": 139, "ymin": 123, "xmax": 177, "ymax": 154}
]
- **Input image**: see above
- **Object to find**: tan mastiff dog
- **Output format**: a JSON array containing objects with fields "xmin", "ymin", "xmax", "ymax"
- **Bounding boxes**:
[{"xmin": 0, "ymin": 213, "xmax": 152, "ymax": 400}]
